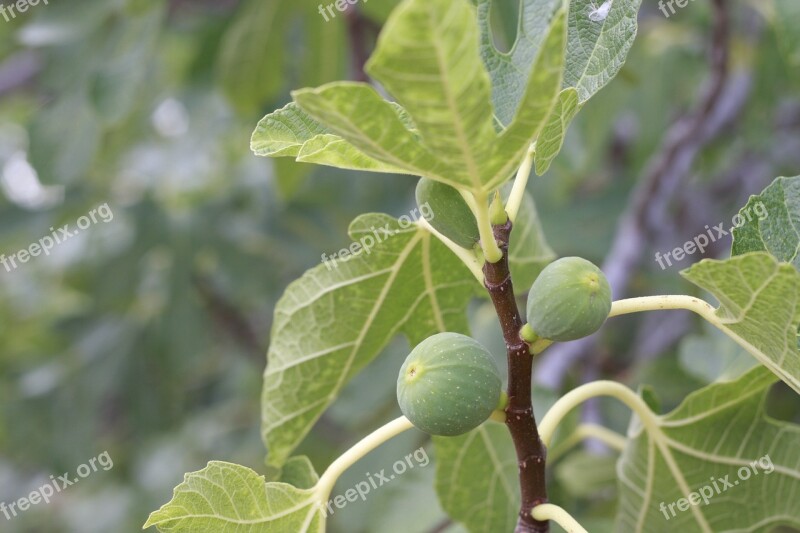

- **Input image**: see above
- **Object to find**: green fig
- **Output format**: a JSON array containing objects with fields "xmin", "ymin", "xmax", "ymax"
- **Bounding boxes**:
[
  {"xmin": 526, "ymin": 257, "xmax": 612, "ymax": 342},
  {"xmin": 397, "ymin": 332, "xmax": 502, "ymax": 436}
]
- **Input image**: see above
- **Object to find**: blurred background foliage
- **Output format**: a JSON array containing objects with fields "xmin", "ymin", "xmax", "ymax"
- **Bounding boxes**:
[{"xmin": 0, "ymin": 0, "xmax": 798, "ymax": 532}]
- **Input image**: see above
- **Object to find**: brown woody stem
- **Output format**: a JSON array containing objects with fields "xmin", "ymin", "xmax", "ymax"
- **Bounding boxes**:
[{"xmin": 483, "ymin": 220, "xmax": 548, "ymax": 533}]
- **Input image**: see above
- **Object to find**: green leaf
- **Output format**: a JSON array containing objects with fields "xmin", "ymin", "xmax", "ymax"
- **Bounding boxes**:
[
  {"xmin": 251, "ymin": 103, "xmax": 328, "ymax": 158},
  {"xmin": 254, "ymin": 0, "xmax": 636, "ymax": 191},
  {"xmin": 533, "ymin": 88, "xmax": 581, "ymax": 175},
  {"xmin": 479, "ymin": 0, "xmax": 639, "ymax": 112},
  {"xmin": 616, "ymin": 366, "xmax": 800, "ymax": 532},
  {"xmin": 477, "ymin": 0, "xmax": 640, "ymax": 176},
  {"xmin": 564, "ymin": 0, "xmax": 642, "ymax": 103},
  {"xmin": 477, "ymin": 0, "xmax": 563, "ymax": 127},
  {"xmin": 434, "ymin": 421, "xmax": 519, "ymax": 533},
  {"xmin": 732, "ymin": 175, "xmax": 800, "ymax": 270},
  {"xmin": 290, "ymin": 84, "xmax": 460, "ymax": 183},
  {"xmin": 262, "ymin": 214, "xmax": 476, "ymax": 467},
  {"xmin": 251, "ymin": 102, "xmax": 409, "ymax": 175},
  {"xmin": 366, "ymin": 0, "xmax": 498, "ymax": 191},
  {"xmin": 681, "ymin": 253, "xmax": 800, "ymax": 394},
  {"xmin": 483, "ymin": 8, "xmax": 569, "ymax": 190},
  {"xmin": 279, "ymin": 456, "xmax": 320, "ymax": 490},
  {"xmin": 144, "ymin": 461, "xmax": 325, "ymax": 532}
]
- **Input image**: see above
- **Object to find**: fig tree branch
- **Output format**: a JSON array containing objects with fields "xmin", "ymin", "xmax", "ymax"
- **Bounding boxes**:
[
  {"xmin": 192, "ymin": 274, "xmax": 264, "ymax": 362},
  {"xmin": 343, "ymin": 5, "xmax": 380, "ymax": 82},
  {"xmin": 483, "ymin": 219, "xmax": 548, "ymax": 533}
]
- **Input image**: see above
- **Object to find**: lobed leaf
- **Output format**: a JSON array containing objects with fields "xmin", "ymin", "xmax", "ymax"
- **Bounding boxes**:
[
  {"xmin": 616, "ymin": 366, "xmax": 800, "ymax": 532},
  {"xmin": 732, "ymin": 175, "xmax": 800, "ymax": 271},
  {"xmin": 479, "ymin": 0, "xmax": 640, "ymax": 114},
  {"xmin": 681, "ymin": 253, "xmax": 800, "ymax": 394},
  {"xmin": 533, "ymin": 88, "xmax": 581, "ymax": 175},
  {"xmin": 144, "ymin": 461, "xmax": 324, "ymax": 532},
  {"xmin": 564, "ymin": 0, "xmax": 642, "ymax": 104},
  {"xmin": 366, "ymin": 0, "xmax": 498, "ymax": 191},
  {"xmin": 290, "ymin": 83, "xmax": 457, "ymax": 184},
  {"xmin": 252, "ymin": 0, "xmax": 615, "ymax": 191},
  {"xmin": 483, "ymin": 8, "xmax": 569, "ymax": 189},
  {"xmin": 250, "ymin": 102, "xmax": 411, "ymax": 175},
  {"xmin": 278, "ymin": 456, "xmax": 320, "ymax": 490},
  {"xmin": 478, "ymin": 0, "xmax": 640, "ymax": 176},
  {"xmin": 477, "ymin": 0, "xmax": 563, "ymax": 127},
  {"xmin": 262, "ymin": 214, "xmax": 476, "ymax": 467}
]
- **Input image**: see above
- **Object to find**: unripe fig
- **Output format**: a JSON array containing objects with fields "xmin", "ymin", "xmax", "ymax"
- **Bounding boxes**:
[
  {"xmin": 415, "ymin": 178, "xmax": 480, "ymax": 249},
  {"xmin": 397, "ymin": 332, "xmax": 502, "ymax": 436},
  {"xmin": 526, "ymin": 257, "xmax": 612, "ymax": 342}
]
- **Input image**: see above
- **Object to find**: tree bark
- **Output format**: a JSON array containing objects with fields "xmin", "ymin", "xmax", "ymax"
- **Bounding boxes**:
[{"xmin": 483, "ymin": 220, "xmax": 548, "ymax": 533}]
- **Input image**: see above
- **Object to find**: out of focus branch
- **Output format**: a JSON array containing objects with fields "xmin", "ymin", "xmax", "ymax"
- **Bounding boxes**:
[
  {"xmin": 344, "ymin": 5, "xmax": 381, "ymax": 82},
  {"xmin": 0, "ymin": 51, "xmax": 41, "ymax": 97},
  {"xmin": 428, "ymin": 518, "xmax": 453, "ymax": 533},
  {"xmin": 535, "ymin": 0, "xmax": 747, "ymax": 389},
  {"xmin": 192, "ymin": 274, "xmax": 264, "ymax": 362}
]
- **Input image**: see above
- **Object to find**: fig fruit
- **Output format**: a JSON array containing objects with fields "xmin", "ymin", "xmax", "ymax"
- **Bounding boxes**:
[
  {"xmin": 526, "ymin": 257, "xmax": 612, "ymax": 342},
  {"xmin": 415, "ymin": 178, "xmax": 480, "ymax": 249},
  {"xmin": 397, "ymin": 332, "xmax": 502, "ymax": 436}
]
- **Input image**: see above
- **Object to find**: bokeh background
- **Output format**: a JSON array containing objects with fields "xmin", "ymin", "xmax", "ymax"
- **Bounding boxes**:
[{"xmin": 0, "ymin": 0, "xmax": 798, "ymax": 531}]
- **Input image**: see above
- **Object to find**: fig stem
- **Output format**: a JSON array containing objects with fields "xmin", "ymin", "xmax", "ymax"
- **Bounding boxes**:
[
  {"xmin": 483, "ymin": 219, "xmax": 549, "ymax": 533},
  {"xmin": 609, "ymin": 295, "xmax": 716, "ymax": 321},
  {"xmin": 417, "ymin": 217, "xmax": 484, "ymax": 283},
  {"xmin": 531, "ymin": 504, "xmax": 588, "ymax": 533},
  {"xmin": 538, "ymin": 381, "xmax": 660, "ymax": 449},
  {"xmin": 462, "ymin": 190, "xmax": 504, "ymax": 263},
  {"xmin": 506, "ymin": 143, "xmax": 536, "ymax": 224},
  {"xmin": 315, "ymin": 416, "xmax": 414, "ymax": 501}
]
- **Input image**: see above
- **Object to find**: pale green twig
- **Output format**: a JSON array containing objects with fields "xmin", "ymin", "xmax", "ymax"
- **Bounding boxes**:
[{"xmin": 531, "ymin": 503, "xmax": 588, "ymax": 533}]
